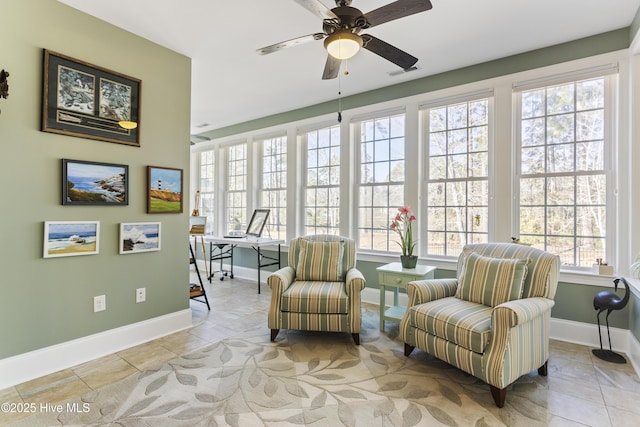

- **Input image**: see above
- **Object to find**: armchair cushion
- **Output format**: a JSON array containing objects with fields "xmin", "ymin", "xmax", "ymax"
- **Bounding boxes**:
[
  {"xmin": 411, "ymin": 297, "xmax": 492, "ymax": 353},
  {"xmin": 455, "ymin": 252, "xmax": 529, "ymax": 307},
  {"xmin": 281, "ymin": 281, "xmax": 348, "ymax": 314},
  {"xmin": 296, "ymin": 239, "xmax": 344, "ymax": 282}
]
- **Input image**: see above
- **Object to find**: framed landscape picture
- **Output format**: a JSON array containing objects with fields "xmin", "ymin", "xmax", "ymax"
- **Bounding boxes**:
[
  {"xmin": 41, "ymin": 49, "xmax": 141, "ymax": 146},
  {"xmin": 147, "ymin": 166, "xmax": 183, "ymax": 214},
  {"xmin": 119, "ymin": 222, "xmax": 161, "ymax": 254},
  {"xmin": 63, "ymin": 159, "xmax": 128, "ymax": 205},
  {"xmin": 43, "ymin": 221, "xmax": 100, "ymax": 258}
]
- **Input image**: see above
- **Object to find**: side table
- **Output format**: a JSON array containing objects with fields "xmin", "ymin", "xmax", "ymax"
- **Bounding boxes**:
[{"xmin": 377, "ymin": 262, "xmax": 436, "ymax": 331}]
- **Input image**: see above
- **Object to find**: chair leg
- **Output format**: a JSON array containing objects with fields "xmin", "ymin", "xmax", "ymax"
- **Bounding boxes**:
[
  {"xmin": 351, "ymin": 333, "xmax": 360, "ymax": 345},
  {"xmin": 270, "ymin": 329, "xmax": 279, "ymax": 342},
  {"xmin": 490, "ymin": 385, "xmax": 507, "ymax": 408},
  {"xmin": 404, "ymin": 343, "xmax": 415, "ymax": 356},
  {"xmin": 538, "ymin": 361, "xmax": 548, "ymax": 376}
]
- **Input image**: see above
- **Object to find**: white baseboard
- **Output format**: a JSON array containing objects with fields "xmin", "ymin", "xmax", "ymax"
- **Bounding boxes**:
[{"xmin": 0, "ymin": 309, "xmax": 192, "ymax": 390}]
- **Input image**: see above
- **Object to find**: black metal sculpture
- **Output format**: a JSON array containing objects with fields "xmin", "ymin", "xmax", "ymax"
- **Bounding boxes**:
[{"xmin": 593, "ymin": 277, "xmax": 630, "ymax": 363}]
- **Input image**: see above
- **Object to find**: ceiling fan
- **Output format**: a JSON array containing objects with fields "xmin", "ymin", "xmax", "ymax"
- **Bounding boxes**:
[{"xmin": 257, "ymin": 0, "xmax": 433, "ymax": 80}]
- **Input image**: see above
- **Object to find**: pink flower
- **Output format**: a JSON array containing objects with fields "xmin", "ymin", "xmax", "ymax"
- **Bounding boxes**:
[{"xmin": 389, "ymin": 206, "xmax": 417, "ymax": 256}]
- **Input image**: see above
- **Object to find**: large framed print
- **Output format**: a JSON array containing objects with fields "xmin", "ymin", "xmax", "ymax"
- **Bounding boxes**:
[
  {"xmin": 42, "ymin": 49, "xmax": 141, "ymax": 147},
  {"xmin": 119, "ymin": 222, "xmax": 161, "ymax": 254},
  {"xmin": 63, "ymin": 159, "xmax": 128, "ymax": 205},
  {"xmin": 147, "ymin": 166, "xmax": 183, "ymax": 214},
  {"xmin": 43, "ymin": 221, "xmax": 100, "ymax": 258}
]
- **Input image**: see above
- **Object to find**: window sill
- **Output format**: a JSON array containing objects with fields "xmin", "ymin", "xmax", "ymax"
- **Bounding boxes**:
[{"xmin": 357, "ymin": 252, "xmax": 620, "ymax": 287}]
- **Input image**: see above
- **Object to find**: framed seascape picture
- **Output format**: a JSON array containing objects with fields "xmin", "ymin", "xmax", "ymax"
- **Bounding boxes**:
[
  {"xmin": 43, "ymin": 221, "xmax": 100, "ymax": 258},
  {"xmin": 119, "ymin": 222, "xmax": 161, "ymax": 254},
  {"xmin": 147, "ymin": 166, "xmax": 183, "ymax": 214},
  {"xmin": 41, "ymin": 49, "xmax": 141, "ymax": 146},
  {"xmin": 63, "ymin": 159, "xmax": 128, "ymax": 205}
]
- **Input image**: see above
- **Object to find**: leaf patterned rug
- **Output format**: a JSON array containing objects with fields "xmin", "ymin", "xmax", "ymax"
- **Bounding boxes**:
[{"xmin": 13, "ymin": 313, "xmax": 552, "ymax": 426}]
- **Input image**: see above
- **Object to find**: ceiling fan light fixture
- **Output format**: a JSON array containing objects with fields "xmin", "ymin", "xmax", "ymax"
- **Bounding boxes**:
[{"xmin": 324, "ymin": 32, "xmax": 362, "ymax": 60}]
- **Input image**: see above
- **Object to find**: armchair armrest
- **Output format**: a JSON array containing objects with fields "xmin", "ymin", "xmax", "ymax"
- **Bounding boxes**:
[
  {"xmin": 406, "ymin": 278, "xmax": 459, "ymax": 306},
  {"xmin": 485, "ymin": 297, "xmax": 556, "ymax": 388},
  {"xmin": 345, "ymin": 268, "xmax": 366, "ymax": 296},
  {"xmin": 267, "ymin": 266, "xmax": 295, "ymax": 296},
  {"xmin": 492, "ymin": 297, "xmax": 555, "ymax": 329}
]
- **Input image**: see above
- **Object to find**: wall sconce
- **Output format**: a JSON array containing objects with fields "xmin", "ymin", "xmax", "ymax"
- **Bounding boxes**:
[{"xmin": 474, "ymin": 214, "xmax": 481, "ymax": 226}]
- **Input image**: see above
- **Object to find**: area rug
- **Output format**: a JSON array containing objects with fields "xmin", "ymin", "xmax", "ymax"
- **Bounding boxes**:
[{"xmin": 12, "ymin": 316, "xmax": 552, "ymax": 426}]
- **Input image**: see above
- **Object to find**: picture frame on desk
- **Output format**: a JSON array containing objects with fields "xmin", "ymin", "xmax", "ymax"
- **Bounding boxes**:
[{"xmin": 246, "ymin": 209, "xmax": 270, "ymax": 237}]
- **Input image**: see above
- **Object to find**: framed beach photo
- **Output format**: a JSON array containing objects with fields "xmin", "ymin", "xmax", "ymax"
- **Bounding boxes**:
[
  {"xmin": 63, "ymin": 159, "xmax": 128, "ymax": 205},
  {"xmin": 43, "ymin": 221, "xmax": 100, "ymax": 258},
  {"xmin": 41, "ymin": 49, "xmax": 141, "ymax": 146},
  {"xmin": 147, "ymin": 166, "xmax": 183, "ymax": 214},
  {"xmin": 119, "ymin": 222, "xmax": 161, "ymax": 254}
]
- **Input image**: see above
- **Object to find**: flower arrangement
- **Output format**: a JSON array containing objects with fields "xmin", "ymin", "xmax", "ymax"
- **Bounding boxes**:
[{"xmin": 390, "ymin": 206, "xmax": 416, "ymax": 256}]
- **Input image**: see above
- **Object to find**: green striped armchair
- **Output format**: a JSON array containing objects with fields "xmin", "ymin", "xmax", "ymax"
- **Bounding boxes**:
[
  {"xmin": 267, "ymin": 235, "xmax": 366, "ymax": 344},
  {"xmin": 400, "ymin": 243, "xmax": 560, "ymax": 407}
]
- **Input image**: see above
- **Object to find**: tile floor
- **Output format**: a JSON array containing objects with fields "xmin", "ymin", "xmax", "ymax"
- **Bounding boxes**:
[{"xmin": 1, "ymin": 274, "xmax": 640, "ymax": 426}]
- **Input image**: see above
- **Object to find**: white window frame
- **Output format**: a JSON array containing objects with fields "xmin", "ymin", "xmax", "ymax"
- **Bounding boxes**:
[{"xmin": 513, "ymin": 70, "xmax": 618, "ymax": 272}]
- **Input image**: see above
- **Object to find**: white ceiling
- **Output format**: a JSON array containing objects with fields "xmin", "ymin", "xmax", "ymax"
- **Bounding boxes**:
[{"xmin": 59, "ymin": 0, "xmax": 640, "ymax": 136}]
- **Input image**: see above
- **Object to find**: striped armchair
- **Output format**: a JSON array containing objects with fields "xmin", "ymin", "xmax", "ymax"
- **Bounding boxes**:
[
  {"xmin": 267, "ymin": 235, "xmax": 366, "ymax": 344},
  {"xmin": 400, "ymin": 243, "xmax": 560, "ymax": 407}
]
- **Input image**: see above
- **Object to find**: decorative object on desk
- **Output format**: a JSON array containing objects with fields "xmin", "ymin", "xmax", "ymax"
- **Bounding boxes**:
[
  {"xmin": 43, "ymin": 220, "xmax": 100, "ymax": 258},
  {"xmin": 390, "ymin": 206, "xmax": 417, "ymax": 268},
  {"xmin": 0, "ymin": 69, "xmax": 8, "ymax": 114},
  {"xmin": 62, "ymin": 159, "xmax": 128, "ymax": 205},
  {"xmin": 592, "ymin": 277, "xmax": 630, "ymax": 363},
  {"xmin": 246, "ymin": 209, "xmax": 270, "ymax": 237},
  {"xmin": 41, "ymin": 49, "xmax": 140, "ymax": 146},
  {"xmin": 119, "ymin": 222, "xmax": 161, "ymax": 254},
  {"xmin": 147, "ymin": 166, "xmax": 183, "ymax": 213}
]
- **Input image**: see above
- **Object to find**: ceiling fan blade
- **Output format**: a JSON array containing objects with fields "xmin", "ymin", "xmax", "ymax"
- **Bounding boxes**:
[
  {"xmin": 257, "ymin": 33, "xmax": 325, "ymax": 55},
  {"xmin": 362, "ymin": 34, "xmax": 418, "ymax": 70},
  {"xmin": 293, "ymin": 0, "xmax": 338, "ymax": 20},
  {"xmin": 363, "ymin": 0, "xmax": 432, "ymax": 28},
  {"xmin": 322, "ymin": 55, "xmax": 341, "ymax": 80}
]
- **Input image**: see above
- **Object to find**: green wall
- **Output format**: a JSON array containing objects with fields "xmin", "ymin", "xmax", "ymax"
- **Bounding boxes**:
[{"xmin": 0, "ymin": 1, "xmax": 191, "ymax": 359}]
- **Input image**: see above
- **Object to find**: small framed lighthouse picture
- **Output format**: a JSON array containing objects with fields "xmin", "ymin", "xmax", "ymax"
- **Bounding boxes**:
[{"xmin": 147, "ymin": 166, "xmax": 183, "ymax": 214}]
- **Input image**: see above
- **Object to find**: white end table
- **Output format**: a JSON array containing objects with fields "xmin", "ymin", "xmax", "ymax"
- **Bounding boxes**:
[{"xmin": 377, "ymin": 262, "xmax": 436, "ymax": 331}]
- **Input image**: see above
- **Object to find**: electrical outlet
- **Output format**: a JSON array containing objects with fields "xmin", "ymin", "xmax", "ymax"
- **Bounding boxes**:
[
  {"xmin": 94, "ymin": 295, "xmax": 106, "ymax": 312},
  {"xmin": 136, "ymin": 287, "xmax": 146, "ymax": 303}
]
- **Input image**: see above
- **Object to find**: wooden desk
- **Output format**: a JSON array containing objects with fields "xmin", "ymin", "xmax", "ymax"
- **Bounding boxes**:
[
  {"xmin": 203, "ymin": 236, "xmax": 284, "ymax": 294},
  {"xmin": 376, "ymin": 262, "xmax": 436, "ymax": 331}
]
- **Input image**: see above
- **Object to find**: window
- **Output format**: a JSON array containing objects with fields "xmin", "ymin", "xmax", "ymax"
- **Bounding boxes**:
[
  {"xmin": 425, "ymin": 98, "xmax": 490, "ymax": 257},
  {"xmin": 303, "ymin": 125, "xmax": 340, "ymax": 235},
  {"xmin": 198, "ymin": 150, "xmax": 215, "ymax": 233},
  {"xmin": 227, "ymin": 143, "xmax": 247, "ymax": 232},
  {"xmin": 260, "ymin": 136, "xmax": 287, "ymax": 240},
  {"xmin": 518, "ymin": 77, "xmax": 608, "ymax": 268},
  {"xmin": 357, "ymin": 113, "xmax": 405, "ymax": 252}
]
